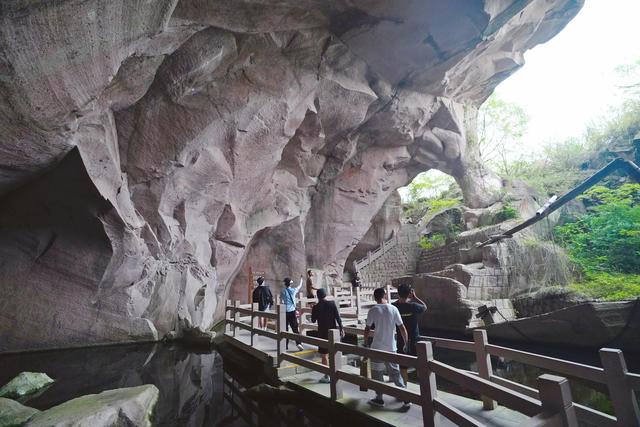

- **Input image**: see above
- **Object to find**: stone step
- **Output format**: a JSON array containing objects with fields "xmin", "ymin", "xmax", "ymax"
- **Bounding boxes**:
[{"xmin": 277, "ymin": 353, "xmax": 349, "ymax": 378}]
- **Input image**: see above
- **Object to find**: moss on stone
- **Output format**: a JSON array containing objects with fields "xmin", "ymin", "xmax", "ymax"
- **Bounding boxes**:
[
  {"xmin": 0, "ymin": 373, "xmax": 54, "ymax": 400},
  {"xmin": 0, "ymin": 397, "xmax": 39, "ymax": 427},
  {"xmin": 24, "ymin": 385, "xmax": 158, "ymax": 427}
]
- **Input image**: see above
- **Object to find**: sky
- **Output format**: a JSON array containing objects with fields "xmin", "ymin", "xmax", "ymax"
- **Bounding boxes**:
[{"xmin": 495, "ymin": 0, "xmax": 640, "ymax": 152}]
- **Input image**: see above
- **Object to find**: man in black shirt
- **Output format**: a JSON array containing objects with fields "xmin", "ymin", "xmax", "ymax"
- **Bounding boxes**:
[
  {"xmin": 311, "ymin": 288, "xmax": 344, "ymax": 383},
  {"xmin": 392, "ymin": 283, "xmax": 427, "ymax": 383},
  {"xmin": 251, "ymin": 277, "xmax": 274, "ymax": 329}
]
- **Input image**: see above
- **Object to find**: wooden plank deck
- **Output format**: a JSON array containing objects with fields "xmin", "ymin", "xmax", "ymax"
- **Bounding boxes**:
[{"xmin": 225, "ymin": 328, "xmax": 531, "ymax": 426}]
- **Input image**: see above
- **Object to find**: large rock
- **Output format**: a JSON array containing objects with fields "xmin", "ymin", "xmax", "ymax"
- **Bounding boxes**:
[
  {"xmin": 0, "ymin": 398, "xmax": 39, "ymax": 427},
  {"xmin": 0, "ymin": 0, "xmax": 584, "ymax": 351},
  {"xmin": 0, "ymin": 373, "xmax": 54, "ymax": 400},
  {"xmin": 24, "ymin": 385, "xmax": 158, "ymax": 427},
  {"xmin": 486, "ymin": 301, "xmax": 640, "ymax": 351}
]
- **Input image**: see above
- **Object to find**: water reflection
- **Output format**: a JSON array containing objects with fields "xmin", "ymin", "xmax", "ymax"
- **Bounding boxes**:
[
  {"xmin": 0, "ymin": 343, "xmax": 247, "ymax": 426},
  {"xmin": 2, "ymin": 340, "xmax": 637, "ymax": 424},
  {"xmin": 0, "ymin": 343, "xmax": 343, "ymax": 427}
]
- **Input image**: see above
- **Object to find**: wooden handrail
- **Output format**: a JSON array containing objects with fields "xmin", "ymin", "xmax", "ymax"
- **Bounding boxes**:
[
  {"xmin": 335, "ymin": 370, "xmax": 421, "ymax": 405},
  {"xmin": 280, "ymin": 331, "xmax": 328, "ymax": 348},
  {"xmin": 280, "ymin": 353, "xmax": 330, "ymax": 375},
  {"xmin": 422, "ymin": 335, "xmax": 607, "ymax": 383},
  {"xmin": 429, "ymin": 360, "xmax": 542, "ymax": 416},
  {"xmin": 334, "ymin": 342, "xmax": 418, "ymax": 368},
  {"xmin": 224, "ymin": 299, "xmax": 640, "ymax": 426},
  {"xmin": 421, "ymin": 335, "xmax": 475, "ymax": 352},
  {"xmin": 627, "ymin": 372, "xmax": 640, "ymax": 390},
  {"xmin": 486, "ymin": 344, "xmax": 606, "ymax": 384},
  {"xmin": 433, "ymin": 399, "xmax": 484, "ymax": 427}
]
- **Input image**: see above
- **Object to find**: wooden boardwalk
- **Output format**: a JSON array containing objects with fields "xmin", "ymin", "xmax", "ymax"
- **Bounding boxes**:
[
  {"xmin": 224, "ymin": 289, "xmax": 640, "ymax": 427},
  {"xmin": 226, "ymin": 327, "xmax": 530, "ymax": 426}
]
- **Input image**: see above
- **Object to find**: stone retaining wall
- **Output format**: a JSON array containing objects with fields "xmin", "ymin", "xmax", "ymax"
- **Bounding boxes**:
[{"xmin": 359, "ymin": 235, "xmax": 420, "ymax": 286}]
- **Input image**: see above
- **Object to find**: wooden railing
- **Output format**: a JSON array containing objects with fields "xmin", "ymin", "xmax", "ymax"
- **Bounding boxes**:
[
  {"xmin": 223, "ymin": 300, "xmax": 640, "ymax": 427},
  {"xmin": 423, "ymin": 332, "xmax": 640, "ymax": 427}
]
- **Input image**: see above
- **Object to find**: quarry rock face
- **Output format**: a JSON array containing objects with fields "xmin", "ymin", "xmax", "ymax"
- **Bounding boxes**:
[{"xmin": 0, "ymin": 0, "xmax": 583, "ymax": 351}]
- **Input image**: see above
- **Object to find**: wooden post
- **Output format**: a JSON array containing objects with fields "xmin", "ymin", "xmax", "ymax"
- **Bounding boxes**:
[
  {"xmin": 600, "ymin": 348, "xmax": 640, "ymax": 426},
  {"xmin": 232, "ymin": 300, "xmax": 240, "ymax": 337},
  {"xmin": 537, "ymin": 374, "xmax": 578, "ymax": 427},
  {"xmin": 359, "ymin": 358, "xmax": 369, "ymax": 392},
  {"xmin": 328, "ymin": 329, "xmax": 343, "ymax": 400},
  {"xmin": 276, "ymin": 304, "xmax": 287, "ymax": 365},
  {"xmin": 299, "ymin": 296, "xmax": 308, "ymax": 335},
  {"xmin": 473, "ymin": 329, "xmax": 497, "ymax": 410},
  {"xmin": 355, "ymin": 286, "xmax": 362, "ymax": 320},
  {"xmin": 416, "ymin": 341, "xmax": 437, "ymax": 427},
  {"xmin": 250, "ymin": 303, "xmax": 259, "ymax": 346},
  {"xmin": 225, "ymin": 299, "xmax": 232, "ymax": 334},
  {"xmin": 247, "ymin": 265, "xmax": 253, "ymax": 305}
]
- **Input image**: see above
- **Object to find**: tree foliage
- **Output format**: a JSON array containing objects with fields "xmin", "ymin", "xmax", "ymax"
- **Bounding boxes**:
[
  {"xmin": 476, "ymin": 94, "xmax": 529, "ymax": 175},
  {"xmin": 555, "ymin": 184, "xmax": 640, "ymax": 300},
  {"xmin": 556, "ymin": 184, "xmax": 640, "ymax": 275}
]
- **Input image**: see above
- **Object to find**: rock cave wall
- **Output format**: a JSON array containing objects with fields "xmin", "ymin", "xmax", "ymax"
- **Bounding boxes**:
[{"xmin": 0, "ymin": 0, "xmax": 583, "ymax": 352}]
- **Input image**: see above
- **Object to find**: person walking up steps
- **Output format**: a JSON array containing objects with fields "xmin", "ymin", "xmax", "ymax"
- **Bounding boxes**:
[
  {"xmin": 364, "ymin": 287, "xmax": 409, "ymax": 409},
  {"xmin": 393, "ymin": 283, "xmax": 427, "ymax": 384},
  {"xmin": 281, "ymin": 276, "xmax": 304, "ymax": 351},
  {"xmin": 251, "ymin": 276, "xmax": 274, "ymax": 329},
  {"xmin": 311, "ymin": 288, "xmax": 344, "ymax": 383},
  {"xmin": 306, "ymin": 270, "xmax": 320, "ymax": 298}
]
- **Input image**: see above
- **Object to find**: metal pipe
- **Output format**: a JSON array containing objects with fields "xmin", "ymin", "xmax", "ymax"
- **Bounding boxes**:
[{"xmin": 477, "ymin": 158, "xmax": 640, "ymax": 247}]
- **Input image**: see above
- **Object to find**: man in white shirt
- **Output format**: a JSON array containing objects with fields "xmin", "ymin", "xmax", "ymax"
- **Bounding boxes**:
[{"xmin": 364, "ymin": 287, "xmax": 409, "ymax": 408}]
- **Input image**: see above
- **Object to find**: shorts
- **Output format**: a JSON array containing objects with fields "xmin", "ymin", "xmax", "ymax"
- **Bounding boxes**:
[
  {"xmin": 316, "ymin": 329, "xmax": 329, "ymax": 354},
  {"xmin": 397, "ymin": 340, "xmax": 417, "ymax": 369}
]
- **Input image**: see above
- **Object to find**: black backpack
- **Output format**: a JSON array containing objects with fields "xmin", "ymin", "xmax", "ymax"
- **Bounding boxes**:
[{"xmin": 252, "ymin": 286, "xmax": 273, "ymax": 311}]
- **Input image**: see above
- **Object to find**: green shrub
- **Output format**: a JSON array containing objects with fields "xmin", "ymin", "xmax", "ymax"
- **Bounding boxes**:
[
  {"xmin": 495, "ymin": 202, "xmax": 518, "ymax": 222},
  {"xmin": 556, "ymin": 184, "xmax": 640, "ymax": 301},
  {"xmin": 556, "ymin": 185, "xmax": 640, "ymax": 275},
  {"xmin": 419, "ymin": 233, "xmax": 446, "ymax": 250},
  {"xmin": 569, "ymin": 272, "xmax": 640, "ymax": 301}
]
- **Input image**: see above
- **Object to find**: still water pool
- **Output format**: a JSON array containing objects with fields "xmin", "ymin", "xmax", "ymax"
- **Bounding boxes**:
[{"xmin": 1, "ymin": 337, "xmax": 637, "ymax": 424}]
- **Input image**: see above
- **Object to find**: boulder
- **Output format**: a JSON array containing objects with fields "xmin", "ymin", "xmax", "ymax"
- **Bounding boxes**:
[
  {"xmin": 486, "ymin": 301, "xmax": 640, "ymax": 351},
  {"xmin": 0, "ymin": 398, "xmax": 39, "ymax": 427},
  {"xmin": 24, "ymin": 385, "xmax": 158, "ymax": 427},
  {"xmin": 0, "ymin": 373, "xmax": 54, "ymax": 400}
]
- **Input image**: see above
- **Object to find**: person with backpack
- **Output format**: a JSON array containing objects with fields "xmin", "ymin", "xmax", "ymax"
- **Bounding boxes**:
[
  {"xmin": 251, "ymin": 276, "xmax": 274, "ymax": 329},
  {"xmin": 392, "ymin": 283, "xmax": 427, "ymax": 384},
  {"xmin": 280, "ymin": 276, "xmax": 304, "ymax": 351},
  {"xmin": 311, "ymin": 288, "xmax": 344, "ymax": 383}
]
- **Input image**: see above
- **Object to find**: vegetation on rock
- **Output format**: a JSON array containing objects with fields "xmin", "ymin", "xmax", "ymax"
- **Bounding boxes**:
[{"xmin": 556, "ymin": 184, "xmax": 640, "ymax": 300}]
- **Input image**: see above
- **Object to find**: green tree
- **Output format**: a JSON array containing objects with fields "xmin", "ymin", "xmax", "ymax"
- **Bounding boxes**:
[
  {"xmin": 402, "ymin": 170, "xmax": 456, "ymax": 203},
  {"xmin": 556, "ymin": 184, "xmax": 640, "ymax": 274},
  {"xmin": 476, "ymin": 94, "xmax": 529, "ymax": 175}
]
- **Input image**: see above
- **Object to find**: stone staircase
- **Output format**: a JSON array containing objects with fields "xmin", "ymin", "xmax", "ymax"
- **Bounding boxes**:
[{"xmin": 354, "ymin": 224, "xmax": 420, "ymax": 286}]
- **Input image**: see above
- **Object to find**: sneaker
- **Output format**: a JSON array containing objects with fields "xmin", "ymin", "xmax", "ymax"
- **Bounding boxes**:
[
  {"xmin": 296, "ymin": 343, "xmax": 304, "ymax": 351},
  {"xmin": 319, "ymin": 375, "xmax": 331, "ymax": 384},
  {"xmin": 368, "ymin": 398, "xmax": 385, "ymax": 408}
]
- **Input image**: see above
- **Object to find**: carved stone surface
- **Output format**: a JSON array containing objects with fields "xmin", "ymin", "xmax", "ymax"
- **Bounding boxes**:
[{"xmin": 0, "ymin": 0, "xmax": 583, "ymax": 351}]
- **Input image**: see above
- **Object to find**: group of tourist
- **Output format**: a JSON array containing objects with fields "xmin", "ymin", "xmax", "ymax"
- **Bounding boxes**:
[{"xmin": 251, "ymin": 272, "xmax": 427, "ymax": 409}]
